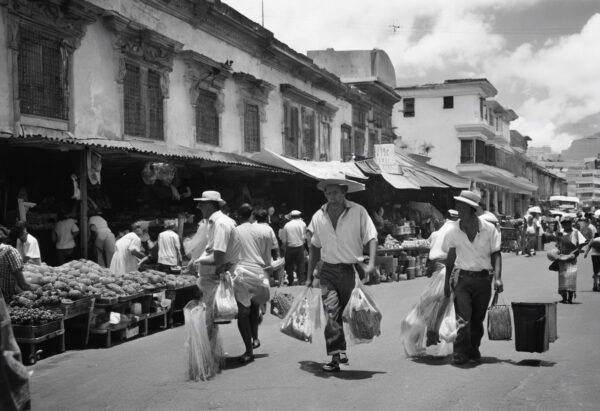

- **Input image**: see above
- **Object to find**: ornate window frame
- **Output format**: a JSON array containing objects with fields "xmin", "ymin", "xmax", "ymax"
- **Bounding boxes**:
[
  {"xmin": 181, "ymin": 50, "xmax": 230, "ymax": 148},
  {"xmin": 4, "ymin": 0, "xmax": 101, "ymax": 131},
  {"xmin": 233, "ymin": 72, "xmax": 274, "ymax": 153},
  {"xmin": 104, "ymin": 12, "xmax": 182, "ymax": 141}
]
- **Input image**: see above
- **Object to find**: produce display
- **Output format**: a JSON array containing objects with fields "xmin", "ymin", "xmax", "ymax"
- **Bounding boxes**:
[
  {"xmin": 400, "ymin": 239, "xmax": 430, "ymax": 250},
  {"xmin": 382, "ymin": 234, "xmax": 401, "ymax": 249},
  {"xmin": 8, "ymin": 306, "xmax": 63, "ymax": 326}
]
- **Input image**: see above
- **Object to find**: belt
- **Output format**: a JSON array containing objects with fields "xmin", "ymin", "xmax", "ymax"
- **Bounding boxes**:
[
  {"xmin": 459, "ymin": 269, "xmax": 490, "ymax": 277},
  {"xmin": 322, "ymin": 262, "xmax": 355, "ymax": 269}
]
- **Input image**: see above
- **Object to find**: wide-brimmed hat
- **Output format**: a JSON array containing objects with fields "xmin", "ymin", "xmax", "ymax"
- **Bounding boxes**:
[
  {"xmin": 527, "ymin": 206, "xmax": 542, "ymax": 214},
  {"xmin": 480, "ymin": 211, "xmax": 498, "ymax": 224},
  {"xmin": 453, "ymin": 190, "xmax": 483, "ymax": 214},
  {"xmin": 290, "ymin": 210, "xmax": 302, "ymax": 217},
  {"xmin": 561, "ymin": 214, "xmax": 576, "ymax": 223},
  {"xmin": 448, "ymin": 209, "xmax": 459, "ymax": 218},
  {"xmin": 193, "ymin": 190, "xmax": 226, "ymax": 206},
  {"xmin": 316, "ymin": 170, "xmax": 365, "ymax": 194}
]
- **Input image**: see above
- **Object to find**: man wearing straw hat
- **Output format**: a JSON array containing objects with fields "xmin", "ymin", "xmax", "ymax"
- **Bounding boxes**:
[
  {"xmin": 306, "ymin": 170, "xmax": 378, "ymax": 372},
  {"xmin": 443, "ymin": 190, "xmax": 503, "ymax": 365}
]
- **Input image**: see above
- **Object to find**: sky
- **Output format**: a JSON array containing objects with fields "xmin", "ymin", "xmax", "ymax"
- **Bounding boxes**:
[{"xmin": 224, "ymin": 0, "xmax": 600, "ymax": 153}]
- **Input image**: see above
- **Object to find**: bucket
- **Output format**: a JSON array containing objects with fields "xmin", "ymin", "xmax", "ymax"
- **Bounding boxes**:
[
  {"xmin": 406, "ymin": 267, "xmax": 416, "ymax": 280},
  {"xmin": 511, "ymin": 302, "xmax": 550, "ymax": 353}
]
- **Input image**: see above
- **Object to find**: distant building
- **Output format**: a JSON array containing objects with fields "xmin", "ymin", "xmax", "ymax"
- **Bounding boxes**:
[
  {"xmin": 576, "ymin": 155, "xmax": 600, "ymax": 207},
  {"xmin": 527, "ymin": 146, "xmax": 554, "ymax": 161}
]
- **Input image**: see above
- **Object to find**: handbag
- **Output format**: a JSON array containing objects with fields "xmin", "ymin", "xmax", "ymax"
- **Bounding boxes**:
[
  {"xmin": 548, "ymin": 259, "xmax": 560, "ymax": 272},
  {"xmin": 487, "ymin": 291, "xmax": 512, "ymax": 341}
]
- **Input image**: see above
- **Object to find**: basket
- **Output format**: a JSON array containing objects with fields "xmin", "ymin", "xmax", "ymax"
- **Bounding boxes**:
[
  {"xmin": 12, "ymin": 319, "xmax": 64, "ymax": 339},
  {"xmin": 487, "ymin": 292, "xmax": 512, "ymax": 341}
]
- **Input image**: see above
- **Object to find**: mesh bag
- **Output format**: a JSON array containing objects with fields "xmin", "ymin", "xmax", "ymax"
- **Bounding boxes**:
[
  {"xmin": 487, "ymin": 292, "xmax": 512, "ymax": 341},
  {"xmin": 270, "ymin": 290, "xmax": 294, "ymax": 319}
]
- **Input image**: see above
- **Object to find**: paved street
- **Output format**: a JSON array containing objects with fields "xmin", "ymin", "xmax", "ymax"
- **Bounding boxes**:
[{"xmin": 30, "ymin": 252, "xmax": 600, "ymax": 411}]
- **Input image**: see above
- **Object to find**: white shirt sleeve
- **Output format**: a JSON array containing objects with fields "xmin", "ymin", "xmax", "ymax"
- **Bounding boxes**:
[
  {"xmin": 310, "ymin": 215, "xmax": 321, "ymax": 248},
  {"xmin": 212, "ymin": 221, "xmax": 231, "ymax": 253},
  {"xmin": 490, "ymin": 226, "xmax": 501, "ymax": 253}
]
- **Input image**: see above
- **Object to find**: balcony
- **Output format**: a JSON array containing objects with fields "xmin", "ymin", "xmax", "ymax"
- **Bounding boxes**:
[
  {"xmin": 455, "ymin": 122, "xmax": 496, "ymax": 141},
  {"xmin": 457, "ymin": 162, "xmax": 538, "ymax": 194}
]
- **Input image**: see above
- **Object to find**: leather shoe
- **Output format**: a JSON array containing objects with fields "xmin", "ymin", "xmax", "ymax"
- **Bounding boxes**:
[
  {"xmin": 239, "ymin": 354, "xmax": 254, "ymax": 364},
  {"xmin": 322, "ymin": 361, "xmax": 340, "ymax": 372},
  {"xmin": 452, "ymin": 354, "xmax": 469, "ymax": 365}
]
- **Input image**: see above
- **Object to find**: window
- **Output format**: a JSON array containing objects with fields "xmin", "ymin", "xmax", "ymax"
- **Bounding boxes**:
[
  {"xmin": 244, "ymin": 103, "xmax": 260, "ymax": 152},
  {"xmin": 475, "ymin": 140, "xmax": 485, "ymax": 163},
  {"xmin": 368, "ymin": 131, "xmax": 377, "ymax": 157},
  {"xmin": 123, "ymin": 63, "xmax": 165, "ymax": 140},
  {"xmin": 373, "ymin": 110, "xmax": 383, "ymax": 128},
  {"xmin": 124, "ymin": 63, "xmax": 144, "ymax": 137},
  {"xmin": 403, "ymin": 98, "xmax": 415, "ymax": 117},
  {"xmin": 443, "ymin": 96, "xmax": 454, "ymax": 109},
  {"xmin": 196, "ymin": 90, "xmax": 219, "ymax": 145},
  {"xmin": 354, "ymin": 129, "xmax": 365, "ymax": 157},
  {"xmin": 480, "ymin": 98, "xmax": 485, "ymax": 120},
  {"xmin": 341, "ymin": 125, "xmax": 352, "ymax": 162},
  {"xmin": 485, "ymin": 145, "xmax": 496, "ymax": 166},
  {"xmin": 147, "ymin": 70, "xmax": 164, "ymax": 141},
  {"xmin": 319, "ymin": 121, "xmax": 331, "ymax": 161},
  {"xmin": 18, "ymin": 26, "xmax": 68, "ymax": 120},
  {"xmin": 461, "ymin": 140, "xmax": 474, "ymax": 163},
  {"xmin": 353, "ymin": 107, "xmax": 366, "ymax": 128},
  {"xmin": 301, "ymin": 108, "xmax": 316, "ymax": 160}
]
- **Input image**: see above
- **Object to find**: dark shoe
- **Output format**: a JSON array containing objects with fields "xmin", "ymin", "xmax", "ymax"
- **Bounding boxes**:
[
  {"xmin": 452, "ymin": 354, "xmax": 469, "ymax": 365},
  {"xmin": 339, "ymin": 353, "xmax": 349, "ymax": 365},
  {"xmin": 252, "ymin": 339, "xmax": 261, "ymax": 349},
  {"xmin": 567, "ymin": 291, "xmax": 574, "ymax": 304},
  {"xmin": 468, "ymin": 350, "xmax": 482, "ymax": 363},
  {"xmin": 239, "ymin": 353, "xmax": 254, "ymax": 364},
  {"xmin": 322, "ymin": 361, "xmax": 340, "ymax": 372}
]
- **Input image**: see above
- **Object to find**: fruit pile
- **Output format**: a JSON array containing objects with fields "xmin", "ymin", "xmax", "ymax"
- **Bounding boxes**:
[{"xmin": 8, "ymin": 306, "xmax": 63, "ymax": 326}]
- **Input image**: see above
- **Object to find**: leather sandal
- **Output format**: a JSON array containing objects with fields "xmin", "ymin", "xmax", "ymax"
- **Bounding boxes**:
[
  {"xmin": 252, "ymin": 339, "xmax": 261, "ymax": 349},
  {"xmin": 339, "ymin": 353, "xmax": 349, "ymax": 365}
]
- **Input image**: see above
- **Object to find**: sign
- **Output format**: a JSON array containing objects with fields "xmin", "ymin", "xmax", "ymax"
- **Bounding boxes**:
[{"xmin": 374, "ymin": 144, "xmax": 401, "ymax": 174}]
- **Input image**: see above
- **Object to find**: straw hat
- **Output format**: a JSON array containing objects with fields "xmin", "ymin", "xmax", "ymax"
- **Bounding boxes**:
[
  {"xmin": 448, "ymin": 209, "xmax": 459, "ymax": 218},
  {"xmin": 480, "ymin": 211, "xmax": 498, "ymax": 224},
  {"xmin": 316, "ymin": 170, "xmax": 365, "ymax": 193},
  {"xmin": 453, "ymin": 190, "xmax": 483, "ymax": 214},
  {"xmin": 193, "ymin": 190, "xmax": 226, "ymax": 206}
]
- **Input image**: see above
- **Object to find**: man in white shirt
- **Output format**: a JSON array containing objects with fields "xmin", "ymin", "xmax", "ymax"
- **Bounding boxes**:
[
  {"xmin": 306, "ymin": 172, "xmax": 377, "ymax": 372},
  {"xmin": 157, "ymin": 220, "xmax": 182, "ymax": 274},
  {"xmin": 443, "ymin": 190, "xmax": 503, "ymax": 365},
  {"xmin": 53, "ymin": 214, "xmax": 79, "ymax": 265},
  {"xmin": 14, "ymin": 222, "xmax": 41, "ymax": 265},
  {"xmin": 280, "ymin": 210, "xmax": 307, "ymax": 285}
]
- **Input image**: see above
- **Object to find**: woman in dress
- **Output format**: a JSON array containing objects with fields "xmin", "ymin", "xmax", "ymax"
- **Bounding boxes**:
[
  {"xmin": 109, "ymin": 222, "xmax": 146, "ymax": 275},
  {"xmin": 556, "ymin": 215, "xmax": 587, "ymax": 304}
]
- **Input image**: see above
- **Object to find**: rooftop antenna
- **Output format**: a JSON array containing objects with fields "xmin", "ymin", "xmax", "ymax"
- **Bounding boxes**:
[
  {"xmin": 261, "ymin": 0, "xmax": 264, "ymax": 26},
  {"xmin": 390, "ymin": 24, "xmax": 401, "ymax": 33}
]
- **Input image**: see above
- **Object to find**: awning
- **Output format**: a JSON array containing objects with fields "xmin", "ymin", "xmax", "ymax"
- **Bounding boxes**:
[
  {"xmin": 251, "ymin": 149, "xmax": 367, "ymax": 180},
  {"xmin": 381, "ymin": 172, "xmax": 420, "ymax": 190},
  {"xmin": 1, "ymin": 128, "xmax": 284, "ymax": 172},
  {"xmin": 457, "ymin": 163, "xmax": 537, "ymax": 194}
]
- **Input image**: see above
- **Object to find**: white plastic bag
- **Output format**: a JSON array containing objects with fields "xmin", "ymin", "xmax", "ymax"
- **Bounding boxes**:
[
  {"xmin": 439, "ymin": 297, "xmax": 466, "ymax": 343},
  {"xmin": 342, "ymin": 274, "xmax": 383, "ymax": 345},
  {"xmin": 185, "ymin": 220, "xmax": 209, "ymax": 272},
  {"xmin": 232, "ymin": 265, "xmax": 270, "ymax": 307},
  {"xmin": 280, "ymin": 287, "xmax": 323, "ymax": 343},
  {"xmin": 184, "ymin": 300, "xmax": 219, "ymax": 381},
  {"xmin": 213, "ymin": 273, "xmax": 238, "ymax": 323}
]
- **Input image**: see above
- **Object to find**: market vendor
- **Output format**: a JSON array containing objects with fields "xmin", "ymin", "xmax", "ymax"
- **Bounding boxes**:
[
  {"xmin": 52, "ymin": 212, "xmax": 79, "ymax": 265},
  {"xmin": 89, "ymin": 213, "xmax": 116, "ymax": 268},
  {"xmin": 13, "ymin": 222, "xmax": 41, "ymax": 265},
  {"xmin": 157, "ymin": 220, "xmax": 182, "ymax": 274},
  {"xmin": 0, "ymin": 228, "xmax": 31, "ymax": 302},
  {"xmin": 109, "ymin": 222, "xmax": 147, "ymax": 275}
]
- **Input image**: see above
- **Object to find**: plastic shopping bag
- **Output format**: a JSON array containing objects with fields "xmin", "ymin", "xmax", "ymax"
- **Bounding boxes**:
[
  {"xmin": 280, "ymin": 287, "xmax": 323, "ymax": 343},
  {"xmin": 213, "ymin": 273, "xmax": 238, "ymax": 324},
  {"xmin": 487, "ymin": 292, "xmax": 512, "ymax": 341},
  {"xmin": 439, "ymin": 296, "xmax": 466, "ymax": 343},
  {"xmin": 184, "ymin": 300, "xmax": 220, "ymax": 381},
  {"xmin": 342, "ymin": 274, "xmax": 383, "ymax": 345},
  {"xmin": 232, "ymin": 265, "xmax": 271, "ymax": 307}
]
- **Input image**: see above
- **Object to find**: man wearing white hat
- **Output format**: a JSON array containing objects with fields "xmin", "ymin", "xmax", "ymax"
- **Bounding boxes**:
[
  {"xmin": 443, "ymin": 190, "xmax": 503, "ymax": 365},
  {"xmin": 306, "ymin": 171, "xmax": 378, "ymax": 372},
  {"xmin": 280, "ymin": 210, "xmax": 307, "ymax": 285}
]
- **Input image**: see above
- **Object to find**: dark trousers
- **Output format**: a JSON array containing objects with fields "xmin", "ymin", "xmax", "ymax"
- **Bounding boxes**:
[
  {"xmin": 56, "ymin": 248, "xmax": 76, "ymax": 265},
  {"xmin": 453, "ymin": 271, "xmax": 492, "ymax": 357},
  {"xmin": 592, "ymin": 256, "xmax": 600, "ymax": 291},
  {"xmin": 284, "ymin": 246, "xmax": 306, "ymax": 284},
  {"xmin": 319, "ymin": 263, "xmax": 356, "ymax": 356},
  {"xmin": 237, "ymin": 301, "xmax": 260, "ymax": 354}
]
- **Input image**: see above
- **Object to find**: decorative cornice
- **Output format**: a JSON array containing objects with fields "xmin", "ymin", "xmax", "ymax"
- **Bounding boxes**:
[
  {"xmin": 104, "ymin": 12, "xmax": 183, "ymax": 73},
  {"xmin": 181, "ymin": 50, "xmax": 230, "ymax": 110},
  {"xmin": 280, "ymin": 84, "xmax": 340, "ymax": 117},
  {"xmin": 234, "ymin": 72, "xmax": 274, "ymax": 106}
]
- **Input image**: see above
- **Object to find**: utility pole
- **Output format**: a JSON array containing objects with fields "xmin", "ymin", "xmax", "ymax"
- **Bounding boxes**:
[{"xmin": 261, "ymin": 0, "xmax": 264, "ymax": 26}]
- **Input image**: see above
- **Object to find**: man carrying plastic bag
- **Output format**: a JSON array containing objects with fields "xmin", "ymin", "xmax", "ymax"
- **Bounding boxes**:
[
  {"xmin": 280, "ymin": 286, "xmax": 323, "ymax": 343},
  {"xmin": 306, "ymin": 171, "xmax": 378, "ymax": 372},
  {"xmin": 342, "ymin": 273, "xmax": 382, "ymax": 345}
]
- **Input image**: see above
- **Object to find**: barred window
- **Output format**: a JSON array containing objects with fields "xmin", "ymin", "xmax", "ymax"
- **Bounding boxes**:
[
  {"xmin": 18, "ymin": 26, "xmax": 68, "ymax": 120},
  {"xmin": 124, "ymin": 63, "xmax": 144, "ymax": 136},
  {"xmin": 283, "ymin": 103, "xmax": 299, "ymax": 158},
  {"xmin": 354, "ymin": 129, "xmax": 365, "ymax": 157},
  {"xmin": 341, "ymin": 125, "xmax": 352, "ymax": 162},
  {"xmin": 196, "ymin": 90, "xmax": 219, "ymax": 145},
  {"xmin": 147, "ymin": 70, "xmax": 163, "ymax": 141},
  {"xmin": 244, "ymin": 103, "xmax": 260, "ymax": 152},
  {"xmin": 301, "ymin": 108, "xmax": 315, "ymax": 160},
  {"xmin": 461, "ymin": 140, "xmax": 474, "ymax": 164}
]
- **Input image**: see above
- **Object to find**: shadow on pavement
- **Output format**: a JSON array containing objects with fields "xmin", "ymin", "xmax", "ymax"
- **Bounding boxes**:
[
  {"xmin": 298, "ymin": 361, "xmax": 386, "ymax": 380},
  {"xmin": 410, "ymin": 356, "xmax": 556, "ymax": 368},
  {"xmin": 222, "ymin": 353, "xmax": 270, "ymax": 370}
]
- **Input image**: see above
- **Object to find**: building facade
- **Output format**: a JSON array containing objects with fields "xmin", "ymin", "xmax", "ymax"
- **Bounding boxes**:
[{"xmin": 576, "ymin": 156, "xmax": 600, "ymax": 207}]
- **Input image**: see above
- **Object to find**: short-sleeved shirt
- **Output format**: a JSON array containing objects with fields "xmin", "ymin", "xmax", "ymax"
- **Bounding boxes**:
[
  {"xmin": 235, "ymin": 222, "xmax": 278, "ymax": 268},
  {"xmin": 308, "ymin": 200, "xmax": 378, "ymax": 264},
  {"xmin": 205, "ymin": 210, "xmax": 240, "ymax": 266},
  {"xmin": 0, "ymin": 244, "xmax": 24, "ymax": 300},
  {"xmin": 109, "ymin": 232, "xmax": 142, "ymax": 275},
  {"xmin": 54, "ymin": 219, "xmax": 79, "ymax": 250},
  {"xmin": 428, "ymin": 220, "xmax": 457, "ymax": 261},
  {"xmin": 280, "ymin": 218, "xmax": 307, "ymax": 247},
  {"xmin": 442, "ymin": 218, "xmax": 501, "ymax": 271},
  {"xmin": 16, "ymin": 234, "xmax": 41, "ymax": 261},
  {"xmin": 158, "ymin": 229, "xmax": 181, "ymax": 266}
]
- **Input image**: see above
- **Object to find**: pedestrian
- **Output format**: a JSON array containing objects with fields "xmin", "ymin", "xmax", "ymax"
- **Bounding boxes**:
[
  {"xmin": 157, "ymin": 220, "xmax": 182, "ymax": 274},
  {"xmin": 89, "ymin": 213, "xmax": 116, "ymax": 268},
  {"xmin": 267, "ymin": 206, "xmax": 280, "ymax": 233},
  {"xmin": 52, "ymin": 212, "xmax": 79, "ymax": 265},
  {"xmin": 583, "ymin": 236, "xmax": 600, "ymax": 291},
  {"xmin": 233, "ymin": 205, "xmax": 278, "ymax": 363},
  {"xmin": 194, "ymin": 190, "xmax": 241, "ymax": 374},
  {"xmin": 524, "ymin": 215, "xmax": 538, "ymax": 256},
  {"xmin": 443, "ymin": 190, "xmax": 503, "ymax": 365},
  {"xmin": 280, "ymin": 210, "xmax": 307, "ymax": 285},
  {"xmin": 13, "ymin": 222, "xmax": 41, "ymax": 265},
  {"xmin": 306, "ymin": 171, "xmax": 378, "ymax": 372},
  {"xmin": 555, "ymin": 215, "xmax": 587, "ymax": 303},
  {"xmin": 109, "ymin": 222, "xmax": 147, "ymax": 275},
  {"xmin": 0, "ymin": 228, "xmax": 32, "ymax": 302}
]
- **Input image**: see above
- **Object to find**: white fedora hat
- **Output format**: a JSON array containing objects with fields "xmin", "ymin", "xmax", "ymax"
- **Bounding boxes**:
[
  {"xmin": 193, "ymin": 190, "xmax": 226, "ymax": 206},
  {"xmin": 316, "ymin": 170, "xmax": 365, "ymax": 194},
  {"xmin": 448, "ymin": 209, "xmax": 459, "ymax": 217},
  {"xmin": 454, "ymin": 190, "xmax": 483, "ymax": 214},
  {"xmin": 290, "ymin": 210, "xmax": 302, "ymax": 217}
]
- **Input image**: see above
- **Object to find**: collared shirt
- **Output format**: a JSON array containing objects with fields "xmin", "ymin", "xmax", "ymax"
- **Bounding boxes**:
[
  {"xmin": 235, "ymin": 222, "xmax": 278, "ymax": 268},
  {"xmin": 16, "ymin": 234, "xmax": 41, "ymax": 261},
  {"xmin": 428, "ymin": 220, "xmax": 457, "ymax": 261},
  {"xmin": 206, "ymin": 210, "xmax": 240, "ymax": 266},
  {"xmin": 157, "ymin": 229, "xmax": 181, "ymax": 266},
  {"xmin": 0, "ymin": 244, "xmax": 24, "ymax": 301},
  {"xmin": 54, "ymin": 218, "xmax": 79, "ymax": 250},
  {"xmin": 442, "ymin": 218, "xmax": 501, "ymax": 271},
  {"xmin": 280, "ymin": 218, "xmax": 307, "ymax": 247},
  {"xmin": 308, "ymin": 200, "xmax": 377, "ymax": 264},
  {"xmin": 110, "ymin": 232, "xmax": 143, "ymax": 275}
]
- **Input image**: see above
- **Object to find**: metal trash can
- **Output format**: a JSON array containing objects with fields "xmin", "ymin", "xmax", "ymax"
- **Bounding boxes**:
[{"xmin": 512, "ymin": 302, "xmax": 552, "ymax": 353}]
